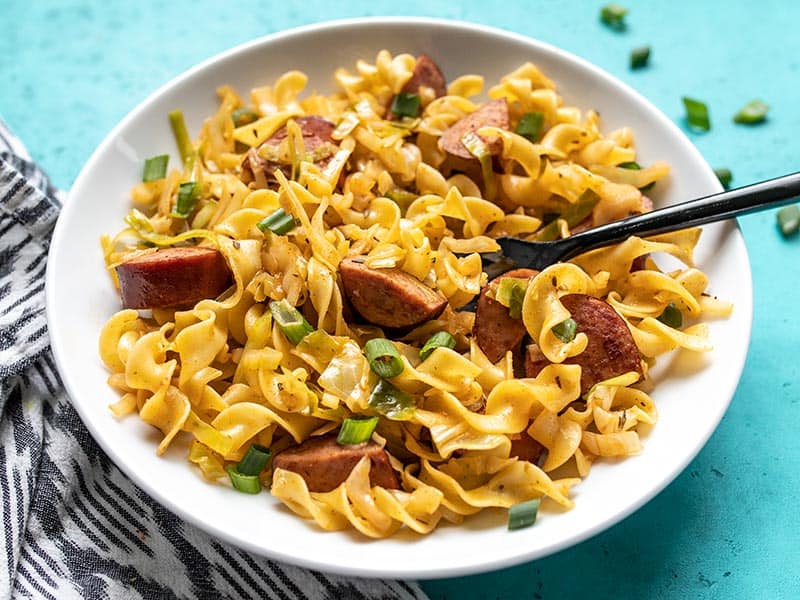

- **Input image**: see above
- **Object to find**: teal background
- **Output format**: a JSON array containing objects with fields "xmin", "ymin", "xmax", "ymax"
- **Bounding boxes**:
[{"xmin": 2, "ymin": 1, "xmax": 798, "ymax": 598}]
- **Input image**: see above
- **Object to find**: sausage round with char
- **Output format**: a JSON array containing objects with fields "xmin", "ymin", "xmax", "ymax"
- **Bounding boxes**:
[
  {"xmin": 115, "ymin": 247, "xmax": 232, "ymax": 309},
  {"xmin": 339, "ymin": 257, "xmax": 447, "ymax": 329},
  {"xmin": 272, "ymin": 434, "xmax": 399, "ymax": 493},
  {"xmin": 524, "ymin": 293, "xmax": 643, "ymax": 394},
  {"xmin": 241, "ymin": 116, "xmax": 338, "ymax": 188},
  {"xmin": 509, "ymin": 434, "xmax": 547, "ymax": 467},
  {"xmin": 438, "ymin": 97, "xmax": 509, "ymax": 161},
  {"xmin": 473, "ymin": 268, "xmax": 538, "ymax": 363},
  {"xmin": 401, "ymin": 53, "xmax": 447, "ymax": 98}
]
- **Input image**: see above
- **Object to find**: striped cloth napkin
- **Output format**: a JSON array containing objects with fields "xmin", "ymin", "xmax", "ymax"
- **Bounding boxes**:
[{"xmin": 0, "ymin": 119, "xmax": 428, "ymax": 600}]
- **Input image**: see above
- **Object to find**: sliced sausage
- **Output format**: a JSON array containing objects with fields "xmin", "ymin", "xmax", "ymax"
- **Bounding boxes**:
[
  {"xmin": 339, "ymin": 258, "xmax": 447, "ymax": 329},
  {"xmin": 438, "ymin": 98, "xmax": 509, "ymax": 161},
  {"xmin": 115, "ymin": 247, "xmax": 232, "ymax": 309},
  {"xmin": 510, "ymin": 434, "xmax": 547, "ymax": 467},
  {"xmin": 262, "ymin": 116, "xmax": 336, "ymax": 149},
  {"xmin": 473, "ymin": 268, "xmax": 538, "ymax": 363},
  {"xmin": 401, "ymin": 53, "xmax": 447, "ymax": 98},
  {"xmin": 241, "ymin": 116, "xmax": 338, "ymax": 187},
  {"xmin": 272, "ymin": 434, "xmax": 399, "ymax": 493},
  {"xmin": 524, "ymin": 293, "xmax": 642, "ymax": 394}
]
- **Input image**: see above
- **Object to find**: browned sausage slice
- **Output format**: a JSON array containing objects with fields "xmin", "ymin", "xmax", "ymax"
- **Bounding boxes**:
[
  {"xmin": 510, "ymin": 434, "xmax": 547, "ymax": 467},
  {"xmin": 438, "ymin": 98, "xmax": 509, "ymax": 160},
  {"xmin": 339, "ymin": 258, "xmax": 447, "ymax": 329},
  {"xmin": 524, "ymin": 294, "xmax": 642, "ymax": 394},
  {"xmin": 115, "ymin": 247, "xmax": 232, "ymax": 309},
  {"xmin": 262, "ymin": 115, "xmax": 336, "ymax": 149},
  {"xmin": 272, "ymin": 434, "xmax": 399, "ymax": 493},
  {"xmin": 241, "ymin": 116, "xmax": 338, "ymax": 187},
  {"xmin": 401, "ymin": 53, "xmax": 447, "ymax": 98},
  {"xmin": 473, "ymin": 268, "xmax": 538, "ymax": 363}
]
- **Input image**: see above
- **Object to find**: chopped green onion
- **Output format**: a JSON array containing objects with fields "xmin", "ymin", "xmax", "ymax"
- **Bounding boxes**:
[
  {"xmin": 461, "ymin": 131, "xmax": 496, "ymax": 201},
  {"xmin": 630, "ymin": 46, "xmax": 651, "ymax": 69},
  {"xmin": 170, "ymin": 181, "xmax": 201, "ymax": 218},
  {"xmin": 227, "ymin": 466, "xmax": 261, "ymax": 494},
  {"xmin": 777, "ymin": 204, "xmax": 800, "ymax": 236},
  {"xmin": 618, "ymin": 161, "xmax": 655, "ymax": 192},
  {"xmin": 237, "ymin": 444, "xmax": 272, "ymax": 476},
  {"xmin": 495, "ymin": 278, "xmax": 529, "ymax": 320},
  {"xmin": 733, "ymin": 100, "xmax": 769, "ymax": 125},
  {"xmin": 657, "ymin": 303, "xmax": 683, "ymax": 329},
  {"xmin": 269, "ymin": 299, "xmax": 315, "ymax": 344},
  {"xmin": 364, "ymin": 338, "xmax": 404, "ymax": 378},
  {"xmin": 508, "ymin": 498, "xmax": 540, "ymax": 530},
  {"xmin": 142, "ymin": 154, "xmax": 169, "ymax": 182},
  {"xmin": 535, "ymin": 189, "xmax": 600, "ymax": 241},
  {"xmin": 257, "ymin": 208, "xmax": 296, "ymax": 235},
  {"xmin": 368, "ymin": 379, "xmax": 416, "ymax": 420},
  {"xmin": 385, "ymin": 188, "xmax": 418, "ymax": 212},
  {"xmin": 419, "ymin": 331, "xmax": 457, "ymax": 361},
  {"xmin": 337, "ymin": 416, "xmax": 379, "ymax": 445},
  {"xmin": 600, "ymin": 4, "xmax": 628, "ymax": 30},
  {"xmin": 232, "ymin": 107, "xmax": 259, "ymax": 127},
  {"xmin": 552, "ymin": 318, "xmax": 577, "ymax": 343},
  {"xmin": 168, "ymin": 110, "xmax": 195, "ymax": 167},
  {"xmin": 714, "ymin": 168, "xmax": 733, "ymax": 189},
  {"xmin": 515, "ymin": 112, "xmax": 545, "ymax": 142},
  {"xmin": 682, "ymin": 97, "xmax": 711, "ymax": 131},
  {"xmin": 390, "ymin": 93, "xmax": 421, "ymax": 118}
]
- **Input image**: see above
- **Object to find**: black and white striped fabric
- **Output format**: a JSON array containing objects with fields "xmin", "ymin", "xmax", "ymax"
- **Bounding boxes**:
[{"xmin": 0, "ymin": 119, "xmax": 428, "ymax": 600}]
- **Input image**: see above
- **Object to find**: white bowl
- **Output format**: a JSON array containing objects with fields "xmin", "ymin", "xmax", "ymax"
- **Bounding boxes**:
[{"xmin": 45, "ymin": 17, "xmax": 752, "ymax": 579}]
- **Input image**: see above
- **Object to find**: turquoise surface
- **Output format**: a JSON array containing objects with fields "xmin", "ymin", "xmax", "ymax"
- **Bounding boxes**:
[{"xmin": 2, "ymin": 1, "xmax": 798, "ymax": 597}]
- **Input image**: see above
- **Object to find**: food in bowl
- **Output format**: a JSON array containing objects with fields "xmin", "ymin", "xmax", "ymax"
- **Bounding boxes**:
[{"xmin": 98, "ymin": 50, "xmax": 730, "ymax": 538}]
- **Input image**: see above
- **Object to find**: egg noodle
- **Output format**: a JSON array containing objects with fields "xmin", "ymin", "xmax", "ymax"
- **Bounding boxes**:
[{"xmin": 99, "ymin": 51, "xmax": 731, "ymax": 537}]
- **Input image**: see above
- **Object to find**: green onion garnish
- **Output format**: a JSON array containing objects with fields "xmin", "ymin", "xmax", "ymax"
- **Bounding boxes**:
[
  {"xmin": 657, "ymin": 303, "xmax": 683, "ymax": 329},
  {"xmin": 495, "ymin": 278, "xmax": 528, "ymax": 320},
  {"xmin": 535, "ymin": 189, "xmax": 600, "ymax": 241},
  {"xmin": 227, "ymin": 466, "xmax": 261, "ymax": 494},
  {"xmin": 508, "ymin": 498, "xmax": 540, "ymax": 530},
  {"xmin": 232, "ymin": 107, "xmax": 259, "ymax": 127},
  {"xmin": 733, "ymin": 100, "xmax": 769, "ymax": 125},
  {"xmin": 600, "ymin": 4, "xmax": 628, "ymax": 30},
  {"xmin": 385, "ymin": 188, "xmax": 418, "ymax": 212},
  {"xmin": 630, "ymin": 46, "xmax": 651, "ymax": 70},
  {"xmin": 269, "ymin": 299, "xmax": 315, "ymax": 344},
  {"xmin": 682, "ymin": 97, "xmax": 711, "ymax": 131},
  {"xmin": 618, "ymin": 161, "xmax": 655, "ymax": 192},
  {"xmin": 142, "ymin": 154, "xmax": 169, "ymax": 182},
  {"xmin": 390, "ymin": 93, "xmax": 421, "ymax": 118},
  {"xmin": 714, "ymin": 168, "xmax": 733, "ymax": 189},
  {"xmin": 237, "ymin": 444, "xmax": 272, "ymax": 476},
  {"xmin": 170, "ymin": 181, "xmax": 201, "ymax": 218},
  {"xmin": 515, "ymin": 112, "xmax": 545, "ymax": 143},
  {"xmin": 168, "ymin": 110, "xmax": 195, "ymax": 167},
  {"xmin": 419, "ymin": 331, "xmax": 457, "ymax": 361},
  {"xmin": 552, "ymin": 318, "xmax": 577, "ymax": 343},
  {"xmin": 257, "ymin": 208, "xmax": 296, "ymax": 235},
  {"xmin": 777, "ymin": 204, "xmax": 800, "ymax": 236},
  {"xmin": 368, "ymin": 379, "xmax": 416, "ymax": 420},
  {"xmin": 364, "ymin": 338, "xmax": 404, "ymax": 378},
  {"xmin": 461, "ymin": 131, "xmax": 496, "ymax": 201},
  {"xmin": 337, "ymin": 416, "xmax": 379, "ymax": 445}
]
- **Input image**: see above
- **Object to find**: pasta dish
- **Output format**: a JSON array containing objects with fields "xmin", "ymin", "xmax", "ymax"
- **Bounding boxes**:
[{"xmin": 98, "ymin": 51, "xmax": 730, "ymax": 537}]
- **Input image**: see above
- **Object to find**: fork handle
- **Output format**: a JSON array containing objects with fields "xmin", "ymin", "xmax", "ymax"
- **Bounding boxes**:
[{"xmin": 556, "ymin": 171, "xmax": 800, "ymax": 259}]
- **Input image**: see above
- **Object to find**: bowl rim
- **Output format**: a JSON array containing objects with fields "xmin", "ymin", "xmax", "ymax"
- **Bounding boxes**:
[{"xmin": 45, "ymin": 16, "xmax": 753, "ymax": 579}]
